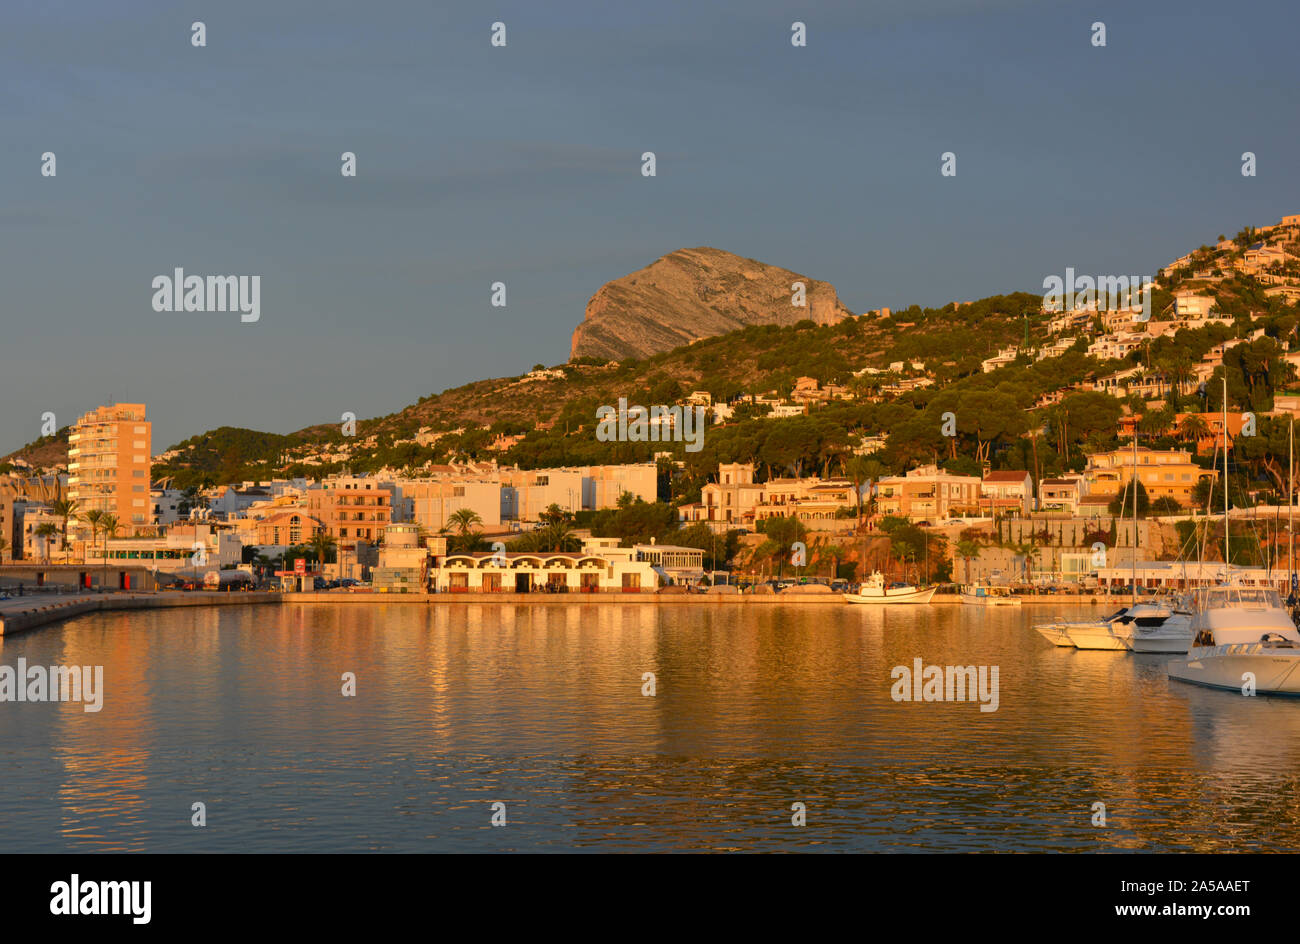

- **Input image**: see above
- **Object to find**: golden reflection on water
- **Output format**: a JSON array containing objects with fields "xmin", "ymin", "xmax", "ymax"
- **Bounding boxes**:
[{"xmin": 3, "ymin": 602, "xmax": 1300, "ymax": 851}]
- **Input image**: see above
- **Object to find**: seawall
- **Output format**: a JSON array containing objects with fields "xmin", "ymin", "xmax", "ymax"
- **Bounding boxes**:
[
  {"xmin": 0, "ymin": 592, "xmax": 280, "ymax": 637},
  {"xmin": 283, "ymin": 592, "xmax": 1104, "ymax": 606}
]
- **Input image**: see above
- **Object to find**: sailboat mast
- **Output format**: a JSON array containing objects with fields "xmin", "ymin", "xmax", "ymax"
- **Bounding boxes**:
[
  {"xmin": 1131, "ymin": 425, "xmax": 1138, "ymax": 605},
  {"xmin": 1224, "ymin": 376, "xmax": 1230, "ymax": 571},
  {"xmin": 1290, "ymin": 418, "xmax": 1294, "ymax": 596}
]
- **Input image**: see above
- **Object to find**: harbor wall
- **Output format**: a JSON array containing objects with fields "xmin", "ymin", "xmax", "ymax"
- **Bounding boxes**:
[{"xmin": 0, "ymin": 592, "xmax": 279, "ymax": 637}]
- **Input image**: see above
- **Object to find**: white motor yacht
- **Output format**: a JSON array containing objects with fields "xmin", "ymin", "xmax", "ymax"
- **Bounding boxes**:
[
  {"xmin": 1033, "ymin": 621, "xmax": 1077, "ymax": 647},
  {"xmin": 1167, "ymin": 586, "xmax": 1300, "ymax": 695},
  {"xmin": 1035, "ymin": 600, "xmax": 1191, "ymax": 652},
  {"xmin": 1034, "ymin": 605, "xmax": 1130, "ymax": 649},
  {"xmin": 843, "ymin": 572, "xmax": 936, "ymax": 605},
  {"xmin": 1122, "ymin": 598, "xmax": 1194, "ymax": 653},
  {"xmin": 1066, "ymin": 615, "xmax": 1133, "ymax": 650}
]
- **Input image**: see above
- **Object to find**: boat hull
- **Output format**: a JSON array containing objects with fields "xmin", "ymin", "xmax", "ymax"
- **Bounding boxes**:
[
  {"xmin": 1127, "ymin": 627, "xmax": 1193, "ymax": 654},
  {"xmin": 1065, "ymin": 625, "xmax": 1129, "ymax": 650},
  {"xmin": 843, "ymin": 587, "xmax": 936, "ymax": 605},
  {"xmin": 1168, "ymin": 644, "xmax": 1300, "ymax": 695},
  {"xmin": 960, "ymin": 594, "xmax": 1021, "ymax": 607},
  {"xmin": 1033, "ymin": 623, "xmax": 1075, "ymax": 647}
]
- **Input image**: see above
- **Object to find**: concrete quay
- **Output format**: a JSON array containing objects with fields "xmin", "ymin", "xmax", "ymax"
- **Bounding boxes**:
[
  {"xmin": 0, "ymin": 591, "xmax": 280, "ymax": 637},
  {"xmin": 283, "ymin": 591, "xmax": 1103, "ymax": 606}
]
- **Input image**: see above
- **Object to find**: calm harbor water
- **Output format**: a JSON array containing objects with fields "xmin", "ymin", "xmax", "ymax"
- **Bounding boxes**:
[{"xmin": 3, "ymin": 602, "xmax": 1299, "ymax": 852}]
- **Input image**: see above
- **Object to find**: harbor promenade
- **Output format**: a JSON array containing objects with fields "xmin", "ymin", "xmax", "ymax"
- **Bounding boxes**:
[
  {"xmin": 283, "ymin": 591, "xmax": 1103, "ymax": 606},
  {"xmin": 0, "ymin": 588, "xmax": 1103, "ymax": 636}
]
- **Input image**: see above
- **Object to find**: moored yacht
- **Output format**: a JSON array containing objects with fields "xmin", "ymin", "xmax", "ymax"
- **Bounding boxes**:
[
  {"xmin": 1166, "ymin": 380, "xmax": 1300, "ymax": 692},
  {"xmin": 1122, "ymin": 599, "xmax": 1194, "ymax": 653},
  {"xmin": 1033, "ymin": 599, "xmax": 1192, "ymax": 652},
  {"xmin": 1033, "ymin": 620, "xmax": 1077, "ymax": 647},
  {"xmin": 843, "ymin": 572, "xmax": 936, "ymax": 605},
  {"xmin": 1033, "ymin": 606, "xmax": 1130, "ymax": 649},
  {"xmin": 1065, "ymin": 616, "xmax": 1132, "ymax": 650},
  {"xmin": 1167, "ymin": 586, "xmax": 1300, "ymax": 694}
]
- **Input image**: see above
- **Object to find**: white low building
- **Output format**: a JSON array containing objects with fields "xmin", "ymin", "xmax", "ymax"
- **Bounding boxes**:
[
  {"xmin": 88, "ymin": 524, "xmax": 243, "ymax": 572},
  {"xmin": 431, "ymin": 551, "xmax": 661, "ymax": 594},
  {"xmin": 1097, "ymin": 561, "xmax": 1287, "ymax": 592}
]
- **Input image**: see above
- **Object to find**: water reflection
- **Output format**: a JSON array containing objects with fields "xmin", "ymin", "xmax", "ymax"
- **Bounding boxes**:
[{"xmin": 0, "ymin": 602, "xmax": 1297, "ymax": 851}]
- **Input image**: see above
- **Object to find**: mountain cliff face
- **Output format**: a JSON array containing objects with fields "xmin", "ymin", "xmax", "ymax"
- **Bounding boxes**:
[{"xmin": 570, "ymin": 247, "xmax": 856, "ymax": 361}]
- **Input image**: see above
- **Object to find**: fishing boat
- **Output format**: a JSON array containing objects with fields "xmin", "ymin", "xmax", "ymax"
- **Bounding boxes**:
[
  {"xmin": 843, "ymin": 572, "xmax": 936, "ymax": 604},
  {"xmin": 960, "ymin": 582, "xmax": 1021, "ymax": 606}
]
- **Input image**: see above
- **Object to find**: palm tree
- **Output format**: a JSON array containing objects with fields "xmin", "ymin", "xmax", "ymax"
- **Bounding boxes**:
[
  {"xmin": 83, "ymin": 509, "xmax": 105, "ymax": 564},
  {"xmin": 1178, "ymin": 413, "xmax": 1211, "ymax": 446},
  {"xmin": 843, "ymin": 456, "xmax": 871, "ymax": 523},
  {"xmin": 447, "ymin": 508, "xmax": 483, "ymax": 535},
  {"xmin": 861, "ymin": 459, "xmax": 888, "ymax": 521},
  {"xmin": 308, "ymin": 531, "xmax": 338, "ymax": 576},
  {"xmin": 1014, "ymin": 541, "xmax": 1039, "ymax": 586},
  {"xmin": 0, "ymin": 535, "xmax": 8, "ymax": 563},
  {"xmin": 444, "ymin": 508, "xmax": 484, "ymax": 554},
  {"xmin": 98, "ymin": 514, "xmax": 119, "ymax": 590},
  {"xmin": 539, "ymin": 521, "xmax": 580, "ymax": 553},
  {"xmin": 955, "ymin": 539, "xmax": 982, "ymax": 585},
  {"xmin": 752, "ymin": 538, "xmax": 781, "ymax": 580},
  {"xmin": 818, "ymin": 542, "xmax": 845, "ymax": 581},
  {"xmin": 51, "ymin": 498, "xmax": 78, "ymax": 562},
  {"xmin": 35, "ymin": 523, "xmax": 58, "ymax": 563}
]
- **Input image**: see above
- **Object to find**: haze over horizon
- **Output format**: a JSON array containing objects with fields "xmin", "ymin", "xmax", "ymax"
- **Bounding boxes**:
[{"xmin": 2, "ymin": 0, "xmax": 1297, "ymax": 451}]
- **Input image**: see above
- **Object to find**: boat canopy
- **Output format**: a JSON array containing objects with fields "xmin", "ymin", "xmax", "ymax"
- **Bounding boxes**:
[{"xmin": 1195, "ymin": 587, "xmax": 1283, "ymax": 611}]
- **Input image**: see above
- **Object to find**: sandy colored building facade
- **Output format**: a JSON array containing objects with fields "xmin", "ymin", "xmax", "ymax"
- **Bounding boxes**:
[
  {"xmin": 1083, "ymin": 447, "xmax": 1215, "ymax": 506},
  {"xmin": 67, "ymin": 403, "xmax": 152, "ymax": 537},
  {"xmin": 305, "ymin": 477, "xmax": 393, "ymax": 546}
]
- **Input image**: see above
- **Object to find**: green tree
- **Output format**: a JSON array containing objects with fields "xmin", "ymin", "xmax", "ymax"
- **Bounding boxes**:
[
  {"xmin": 1108, "ymin": 477, "xmax": 1150, "ymax": 517},
  {"xmin": 82, "ymin": 509, "xmax": 105, "ymax": 563},
  {"xmin": 34, "ymin": 522, "xmax": 58, "ymax": 563},
  {"xmin": 308, "ymin": 531, "xmax": 338, "ymax": 573},
  {"xmin": 818, "ymin": 542, "xmax": 846, "ymax": 581},
  {"xmin": 1177, "ymin": 413, "xmax": 1211, "ymax": 446},
  {"xmin": 761, "ymin": 515, "xmax": 808, "ymax": 577},
  {"xmin": 98, "ymin": 514, "xmax": 120, "ymax": 589},
  {"xmin": 443, "ymin": 508, "xmax": 485, "ymax": 553},
  {"xmin": 955, "ymin": 539, "xmax": 982, "ymax": 584},
  {"xmin": 51, "ymin": 498, "xmax": 79, "ymax": 562}
]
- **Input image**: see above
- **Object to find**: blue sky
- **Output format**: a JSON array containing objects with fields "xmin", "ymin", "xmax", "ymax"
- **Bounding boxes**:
[{"xmin": 1, "ymin": 0, "xmax": 1297, "ymax": 450}]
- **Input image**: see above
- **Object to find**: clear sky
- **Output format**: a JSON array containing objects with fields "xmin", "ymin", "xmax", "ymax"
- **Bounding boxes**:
[{"xmin": 1, "ymin": 0, "xmax": 1296, "ymax": 451}]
